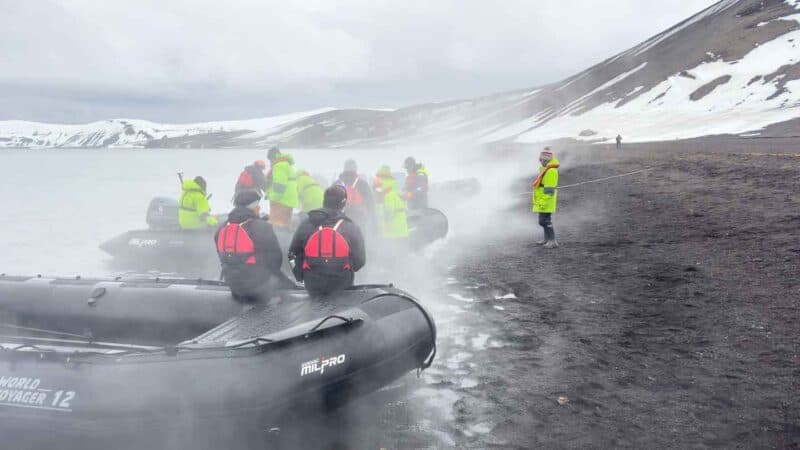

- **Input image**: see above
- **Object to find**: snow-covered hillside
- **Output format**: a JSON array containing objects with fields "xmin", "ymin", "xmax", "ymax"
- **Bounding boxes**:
[
  {"xmin": 0, "ymin": 109, "xmax": 334, "ymax": 149},
  {"xmin": 509, "ymin": 0, "xmax": 800, "ymax": 143},
  {"xmin": 1, "ymin": 0, "xmax": 798, "ymax": 148}
]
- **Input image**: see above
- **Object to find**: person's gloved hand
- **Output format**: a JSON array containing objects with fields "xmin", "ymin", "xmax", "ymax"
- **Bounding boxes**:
[{"xmin": 207, "ymin": 216, "xmax": 219, "ymax": 226}]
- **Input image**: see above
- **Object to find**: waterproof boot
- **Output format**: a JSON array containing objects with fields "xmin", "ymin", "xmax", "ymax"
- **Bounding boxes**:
[
  {"xmin": 536, "ymin": 239, "xmax": 547, "ymax": 245},
  {"xmin": 543, "ymin": 240, "xmax": 559, "ymax": 249}
]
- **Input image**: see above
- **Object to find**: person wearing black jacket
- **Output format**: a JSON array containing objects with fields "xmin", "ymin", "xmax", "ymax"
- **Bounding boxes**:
[
  {"xmin": 234, "ymin": 160, "xmax": 267, "ymax": 196},
  {"xmin": 215, "ymin": 190, "xmax": 287, "ymax": 301},
  {"xmin": 338, "ymin": 159, "xmax": 376, "ymax": 233},
  {"xmin": 288, "ymin": 185, "xmax": 366, "ymax": 296}
]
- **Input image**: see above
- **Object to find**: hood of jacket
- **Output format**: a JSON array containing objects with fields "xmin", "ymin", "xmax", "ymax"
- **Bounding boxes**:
[
  {"xmin": 272, "ymin": 153, "xmax": 295, "ymax": 166},
  {"xmin": 541, "ymin": 157, "xmax": 560, "ymax": 169},
  {"xmin": 378, "ymin": 177, "xmax": 398, "ymax": 193},
  {"xmin": 227, "ymin": 206, "xmax": 258, "ymax": 224},
  {"xmin": 307, "ymin": 207, "xmax": 347, "ymax": 227},
  {"xmin": 182, "ymin": 179, "xmax": 205, "ymax": 194},
  {"xmin": 339, "ymin": 171, "xmax": 359, "ymax": 185}
]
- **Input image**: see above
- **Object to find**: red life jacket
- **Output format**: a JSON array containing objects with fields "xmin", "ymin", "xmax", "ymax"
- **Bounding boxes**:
[
  {"xmin": 216, "ymin": 220, "xmax": 256, "ymax": 265},
  {"xmin": 346, "ymin": 178, "xmax": 365, "ymax": 207},
  {"xmin": 237, "ymin": 170, "xmax": 254, "ymax": 188},
  {"xmin": 302, "ymin": 220, "xmax": 351, "ymax": 272}
]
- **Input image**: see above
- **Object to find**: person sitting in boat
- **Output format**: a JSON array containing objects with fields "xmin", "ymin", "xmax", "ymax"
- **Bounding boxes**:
[
  {"xmin": 288, "ymin": 185, "xmax": 366, "ymax": 296},
  {"xmin": 296, "ymin": 169, "xmax": 324, "ymax": 214},
  {"xmin": 215, "ymin": 190, "xmax": 285, "ymax": 302},
  {"xmin": 234, "ymin": 160, "xmax": 267, "ymax": 196},
  {"xmin": 338, "ymin": 159, "xmax": 376, "ymax": 232},
  {"xmin": 403, "ymin": 156, "xmax": 429, "ymax": 210},
  {"xmin": 178, "ymin": 176, "xmax": 218, "ymax": 230}
]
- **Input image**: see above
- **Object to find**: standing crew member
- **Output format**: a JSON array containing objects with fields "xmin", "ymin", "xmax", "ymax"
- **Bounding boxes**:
[
  {"xmin": 403, "ymin": 156, "xmax": 429, "ymax": 210},
  {"xmin": 179, "ymin": 176, "xmax": 218, "ymax": 230},
  {"xmin": 235, "ymin": 160, "xmax": 267, "ymax": 196},
  {"xmin": 265, "ymin": 146, "xmax": 298, "ymax": 228},
  {"xmin": 374, "ymin": 166, "xmax": 409, "ymax": 241},
  {"xmin": 215, "ymin": 191, "xmax": 285, "ymax": 301},
  {"xmin": 296, "ymin": 169, "xmax": 324, "ymax": 213},
  {"xmin": 338, "ymin": 159, "xmax": 376, "ymax": 231},
  {"xmin": 616, "ymin": 134, "xmax": 623, "ymax": 150},
  {"xmin": 288, "ymin": 186, "xmax": 366, "ymax": 296},
  {"xmin": 532, "ymin": 148, "xmax": 560, "ymax": 248}
]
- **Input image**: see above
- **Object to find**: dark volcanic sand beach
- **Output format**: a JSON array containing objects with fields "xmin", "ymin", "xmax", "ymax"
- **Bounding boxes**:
[{"xmin": 450, "ymin": 141, "xmax": 800, "ymax": 448}]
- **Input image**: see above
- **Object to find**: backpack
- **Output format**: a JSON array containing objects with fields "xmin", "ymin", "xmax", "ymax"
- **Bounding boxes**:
[
  {"xmin": 344, "ymin": 178, "xmax": 364, "ymax": 208},
  {"xmin": 237, "ymin": 169, "xmax": 254, "ymax": 188},
  {"xmin": 216, "ymin": 221, "xmax": 256, "ymax": 265},
  {"xmin": 303, "ymin": 220, "xmax": 351, "ymax": 274}
]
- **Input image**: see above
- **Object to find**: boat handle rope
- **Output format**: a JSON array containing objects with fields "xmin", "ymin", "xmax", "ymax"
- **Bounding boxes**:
[
  {"xmin": 10, "ymin": 343, "xmax": 46, "ymax": 352},
  {"xmin": 159, "ymin": 336, "xmax": 279, "ymax": 355},
  {"xmin": 305, "ymin": 314, "xmax": 354, "ymax": 335},
  {"xmin": 227, "ymin": 336, "xmax": 275, "ymax": 349},
  {"xmin": 0, "ymin": 322, "xmax": 93, "ymax": 341}
]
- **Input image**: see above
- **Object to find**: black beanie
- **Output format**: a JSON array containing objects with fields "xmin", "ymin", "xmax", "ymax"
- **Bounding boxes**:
[
  {"xmin": 234, "ymin": 190, "xmax": 262, "ymax": 207},
  {"xmin": 323, "ymin": 185, "xmax": 347, "ymax": 210},
  {"xmin": 267, "ymin": 146, "xmax": 280, "ymax": 161},
  {"xmin": 193, "ymin": 176, "xmax": 207, "ymax": 192}
]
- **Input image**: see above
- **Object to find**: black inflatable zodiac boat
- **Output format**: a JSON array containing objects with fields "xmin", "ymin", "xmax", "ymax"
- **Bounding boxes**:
[{"xmin": 0, "ymin": 275, "xmax": 436, "ymax": 449}]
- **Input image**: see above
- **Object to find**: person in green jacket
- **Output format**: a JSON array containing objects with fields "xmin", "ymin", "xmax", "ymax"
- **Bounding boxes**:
[
  {"xmin": 265, "ymin": 146, "xmax": 298, "ymax": 228},
  {"xmin": 295, "ymin": 169, "xmax": 323, "ymax": 213},
  {"xmin": 531, "ymin": 148, "xmax": 560, "ymax": 248},
  {"xmin": 374, "ymin": 166, "xmax": 409, "ymax": 240},
  {"xmin": 179, "ymin": 176, "xmax": 218, "ymax": 230}
]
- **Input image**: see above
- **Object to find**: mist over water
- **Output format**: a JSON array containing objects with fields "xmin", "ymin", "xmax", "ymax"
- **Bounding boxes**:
[{"xmin": 0, "ymin": 146, "xmax": 493, "ymax": 276}]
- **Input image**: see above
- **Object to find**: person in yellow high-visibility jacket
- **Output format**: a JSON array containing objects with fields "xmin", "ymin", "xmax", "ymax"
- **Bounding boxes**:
[
  {"xmin": 178, "ymin": 176, "xmax": 218, "ymax": 230},
  {"xmin": 265, "ymin": 146, "xmax": 298, "ymax": 228},
  {"xmin": 295, "ymin": 169, "xmax": 323, "ymax": 213},
  {"xmin": 374, "ymin": 166, "xmax": 409, "ymax": 239},
  {"xmin": 532, "ymin": 148, "xmax": 560, "ymax": 248}
]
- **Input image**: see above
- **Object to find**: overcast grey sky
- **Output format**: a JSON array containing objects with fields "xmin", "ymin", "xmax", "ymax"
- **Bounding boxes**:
[{"xmin": 0, "ymin": 0, "xmax": 717, "ymax": 124}]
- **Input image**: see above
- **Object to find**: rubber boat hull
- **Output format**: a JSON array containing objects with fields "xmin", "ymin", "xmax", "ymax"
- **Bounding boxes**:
[
  {"xmin": 99, "ymin": 228, "xmax": 217, "ymax": 262},
  {"xmin": 0, "ymin": 275, "xmax": 436, "ymax": 449},
  {"xmin": 99, "ymin": 226, "xmax": 295, "ymax": 278},
  {"xmin": 100, "ymin": 203, "xmax": 448, "ymax": 276},
  {"xmin": 408, "ymin": 208, "xmax": 449, "ymax": 249}
]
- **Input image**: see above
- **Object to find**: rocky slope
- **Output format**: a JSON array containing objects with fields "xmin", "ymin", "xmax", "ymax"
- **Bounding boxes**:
[{"xmin": 1, "ymin": 0, "xmax": 798, "ymax": 148}]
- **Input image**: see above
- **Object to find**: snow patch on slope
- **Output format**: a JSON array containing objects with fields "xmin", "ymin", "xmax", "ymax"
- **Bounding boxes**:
[
  {"xmin": 515, "ymin": 29, "xmax": 800, "ymax": 144},
  {"xmin": 560, "ymin": 62, "xmax": 648, "ymax": 116},
  {"xmin": 632, "ymin": 0, "xmax": 739, "ymax": 56},
  {"xmin": 478, "ymin": 63, "xmax": 647, "ymax": 143}
]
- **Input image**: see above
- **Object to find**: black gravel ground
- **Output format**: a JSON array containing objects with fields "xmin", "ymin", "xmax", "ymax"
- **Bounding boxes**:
[{"xmin": 450, "ymin": 145, "xmax": 800, "ymax": 449}]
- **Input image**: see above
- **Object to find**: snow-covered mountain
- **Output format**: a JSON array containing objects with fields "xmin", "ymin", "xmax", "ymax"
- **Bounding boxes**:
[
  {"xmin": 2, "ymin": 0, "xmax": 799, "ymax": 149},
  {"xmin": 0, "ymin": 109, "xmax": 335, "ymax": 149}
]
